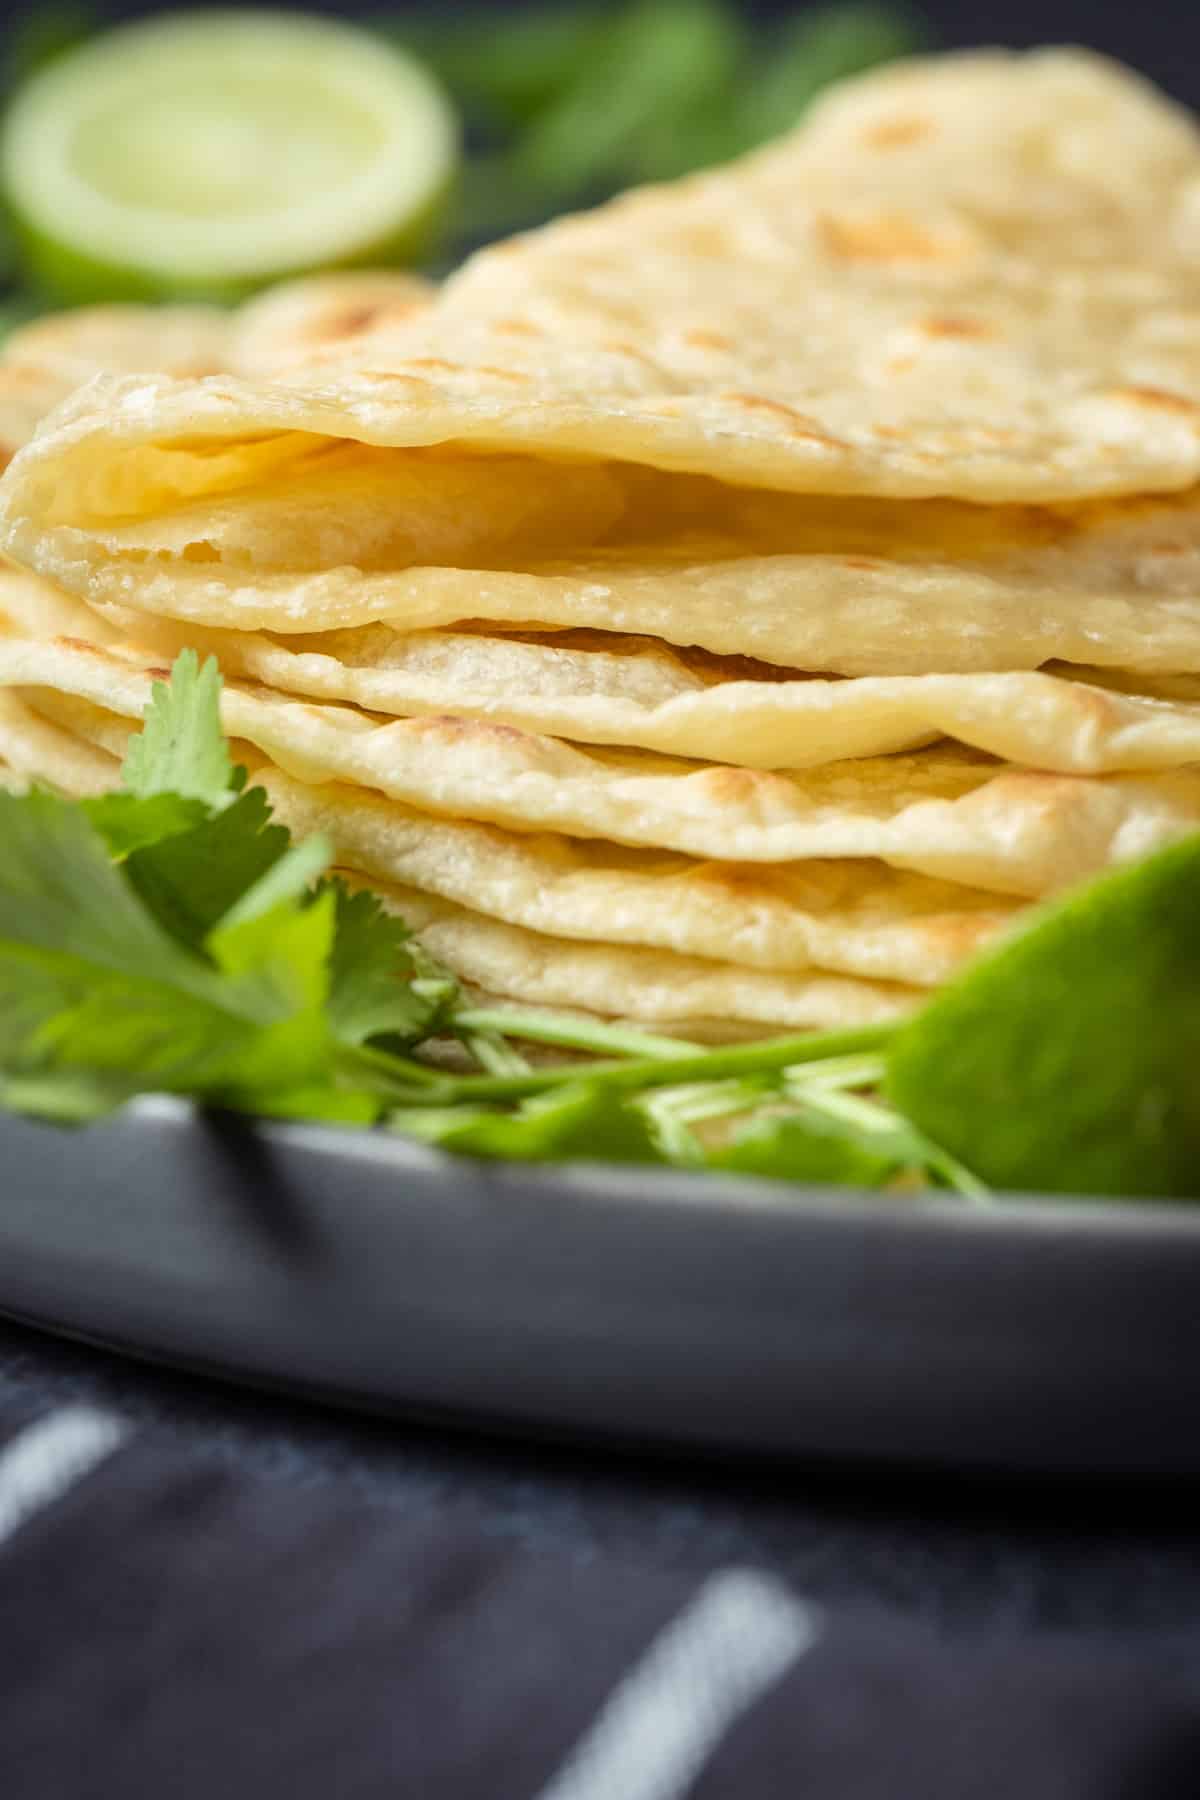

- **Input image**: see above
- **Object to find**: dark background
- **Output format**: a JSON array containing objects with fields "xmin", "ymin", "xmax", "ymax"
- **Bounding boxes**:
[{"xmin": 3, "ymin": 0, "xmax": 1196, "ymax": 108}]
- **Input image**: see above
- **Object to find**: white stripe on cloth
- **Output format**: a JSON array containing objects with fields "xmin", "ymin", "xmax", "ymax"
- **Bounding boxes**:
[
  {"xmin": 534, "ymin": 1568, "xmax": 820, "ymax": 1800},
  {"xmin": 0, "ymin": 1406, "xmax": 127, "ymax": 1549}
]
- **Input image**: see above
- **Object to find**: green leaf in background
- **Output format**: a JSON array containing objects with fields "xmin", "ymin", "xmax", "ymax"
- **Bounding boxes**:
[
  {"xmin": 736, "ymin": 3, "xmax": 926, "ymax": 146},
  {"xmin": 389, "ymin": 3, "xmax": 610, "ymax": 128},
  {"xmin": 513, "ymin": 0, "xmax": 749, "ymax": 200},
  {"xmin": 886, "ymin": 837, "xmax": 1200, "ymax": 1199},
  {"xmin": 0, "ymin": 289, "xmax": 46, "ymax": 342}
]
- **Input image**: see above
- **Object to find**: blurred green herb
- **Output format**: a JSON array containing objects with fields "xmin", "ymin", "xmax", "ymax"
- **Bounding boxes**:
[
  {"xmin": 511, "ymin": 0, "xmax": 748, "ymax": 201},
  {"xmin": 383, "ymin": 0, "xmax": 928, "ymax": 254},
  {"xmin": 385, "ymin": 2, "xmax": 611, "ymax": 128},
  {"xmin": 734, "ymin": 4, "xmax": 926, "ymax": 146}
]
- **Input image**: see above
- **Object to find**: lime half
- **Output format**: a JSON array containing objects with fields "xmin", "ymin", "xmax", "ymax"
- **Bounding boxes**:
[{"xmin": 1, "ymin": 10, "xmax": 459, "ymax": 303}]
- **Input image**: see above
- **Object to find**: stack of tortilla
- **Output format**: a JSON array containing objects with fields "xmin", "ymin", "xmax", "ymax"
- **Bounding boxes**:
[{"xmin": 2, "ymin": 47, "xmax": 1200, "ymax": 1039}]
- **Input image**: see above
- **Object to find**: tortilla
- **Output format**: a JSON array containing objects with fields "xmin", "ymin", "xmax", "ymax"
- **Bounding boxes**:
[
  {"xmin": 12, "ymin": 382, "xmax": 1200, "ymax": 680},
  {"xmin": 0, "ymin": 304, "xmax": 232, "ymax": 461},
  {"xmin": 0, "ymin": 689, "xmax": 120, "ymax": 796},
  {"xmin": 230, "ymin": 271, "xmax": 435, "ymax": 376},
  {"xmin": 5, "ymin": 49, "xmax": 1200, "ymax": 549},
  {"xmin": 363, "ymin": 877, "xmax": 921, "ymax": 1030},
  {"xmin": 85, "ymin": 614, "xmax": 1200, "ymax": 776},
  {"xmin": 0, "ymin": 704, "xmax": 919, "ymax": 1032},
  {"xmin": 7, "ymin": 631, "xmax": 1200, "ymax": 896},
  {"xmin": 0, "ymin": 700, "xmax": 929, "ymax": 1030},
  {"xmin": 0, "ymin": 270, "xmax": 436, "ymax": 465},
  {"xmin": 22, "ymin": 673, "xmax": 1019, "ymax": 986}
]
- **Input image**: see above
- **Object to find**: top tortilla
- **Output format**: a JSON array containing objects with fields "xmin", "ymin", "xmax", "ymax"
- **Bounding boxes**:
[{"xmin": 7, "ymin": 50, "xmax": 1200, "ymax": 510}]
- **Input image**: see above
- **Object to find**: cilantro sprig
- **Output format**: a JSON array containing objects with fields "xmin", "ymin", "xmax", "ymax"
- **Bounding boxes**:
[
  {"xmin": 1, "ymin": 651, "xmax": 1198, "ymax": 1203},
  {"xmin": 0, "ymin": 652, "xmax": 449, "ymax": 1126}
]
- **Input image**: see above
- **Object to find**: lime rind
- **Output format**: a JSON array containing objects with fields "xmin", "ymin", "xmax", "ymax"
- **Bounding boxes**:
[{"xmin": 1, "ymin": 10, "xmax": 459, "ymax": 302}]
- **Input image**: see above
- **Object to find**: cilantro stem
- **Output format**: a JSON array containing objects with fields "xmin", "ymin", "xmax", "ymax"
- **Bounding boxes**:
[
  {"xmin": 648, "ymin": 1074, "xmax": 775, "ymax": 1125},
  {"xmin": 337, "ymin": 1041, "xmax": 447, "ymax": 1091},
  {"xmin": 422, "ymin": 1022, "xmax": 901, "ymax": 1104},
  {"xmin": 450, "ymin": 1007, "xmax": 703, "ymax": 1059},
  {"xmin": 784, "ymin": 1053, "xmax": 887, "ymax": 1093},
  {"xmin": 461, "ymin": 1031, "xmax": 534, "ymax": 1076},
  {"xmin": 925, "ymin": 1147, "xmax": 992, "ymax": 1205}
]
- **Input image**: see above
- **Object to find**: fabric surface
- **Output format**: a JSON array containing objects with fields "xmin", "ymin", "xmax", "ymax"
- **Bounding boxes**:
[{"xmin": 2, "ymin": 1379, "xmax": 1200, "ymax": 1796}]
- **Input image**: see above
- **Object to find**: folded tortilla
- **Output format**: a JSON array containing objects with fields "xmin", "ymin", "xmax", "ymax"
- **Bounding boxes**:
[
  {"xmin": 7, "ymin": 56, "xmax": 1200, "ymax": 673},
  {"xmin": 7, "ymin": 630, "xmax": 1200, "ymax": 897},
  {"xmin": 9, "ymin": 569, "xmax": 1200, "ymax": 776},
  {"xmin": 24, "ymin": 678, "xmax": 1018, "ymax": 987},
  {"xmin": 0, "ymin": 271, "xmax": 436, "ymax": 461},
  {"xmin": 0, "ymin": 702, "xmax": 923, "ymax": 1032}
]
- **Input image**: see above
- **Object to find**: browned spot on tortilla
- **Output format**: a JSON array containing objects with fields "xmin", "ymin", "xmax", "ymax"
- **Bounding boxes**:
[
  {"xmin": 670, "ymin": 224, "xmax": 734, "ymax": 258},
  {"xmin": 1111, "ymin": 385, "xmax": 1199, "ymax": 413},
  {"xmin": 682, "ymin": 329, "xmax": 733, "ymax": 350},
  {"xmin": 399, "ymin": 356, "xmax": 527, "ymax": 385},
  {"xmin": 405, "ymin": 358, "xmax": 466, "ymax": 374},
  {"xmin": 919, "ymin": 315, "xmax": 994, "ymax": 339},
  {"xmin": 886, "ymin": 356, "xmax": 917, "ymax": 375},
  {"xmin": 841, "ymin": 557, "xmax": 885, "ymax": 571},
  {"xmin": 492, "ymin": 318, "xmax": 543, "ymax": 337},
  {"xmin": 864, "ymin": 115, "xmax": 934, "ymax": 149},
  {"xmin": 319, "ymin": 304, "xmax": 386, "ymax": 341},
  {"xmin": 693, "ymin": 764, "xmax": 794, "ymax": 808},
  {"xmin": 820, "ymin": 211, "xmax": 976, "ymax": 263},
  {"xmin": 414, "ymin": 713, "xmax": 530, "ymax": 746},
  {"xmin": 356, "ymin": 371, "xmax": 436, "ymax": 393},
  {"xmin": 55, "ymin": 636, "xmax": 112, "ymax": 659},
  {"xmin": 603, "ymin": 340, "xmax": 663, "ymax": 371},
  {"xmin": 722, "ymin": 393, "xmax": 845, "ymax": 445},
  {"xmin": 1059, "ymin": 681, "xmax": 1120, "ymax": 729}
]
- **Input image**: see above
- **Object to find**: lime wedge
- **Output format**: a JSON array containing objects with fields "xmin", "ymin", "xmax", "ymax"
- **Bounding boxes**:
[{"xmin": 1, "ymin": 10, "xmax": 459, "ymax": 303}]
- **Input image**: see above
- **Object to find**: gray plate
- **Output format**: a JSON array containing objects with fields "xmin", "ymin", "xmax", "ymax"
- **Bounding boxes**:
[{"xmin": 2, "ymin": 1098, "xmax": 1198, "ymax": 1477}]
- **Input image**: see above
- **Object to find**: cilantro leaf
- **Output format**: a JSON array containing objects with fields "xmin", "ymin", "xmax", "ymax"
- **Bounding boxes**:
[
  {"xmin": 0, "ymin": 1068, "xmax": 135, "ymax": 1125},
  {"xmin": 84, "ymin": 791, "xmax": 208, "ymax": 859},
  {"xmin": 120, "ymin": 649, "xmax": 235, "ymax": 806},
  {"xmin": 123, "ymin": 785, "xmax": 292, "ymax": 951},
  {"xmin": 0, "ymin": 789, "xmax": 207, "ymax": 991},
  {"xmin": 0, "ymin": 787, "xmax": 340, "ymax": 1109},
  {"xmin": 327, "ymin": 883, "xmax": 454, "ymax": 1048},
  {"xmin": 393, "ymin": 1081, "xmax": 664, "ymax": 1163},
  {"xmin": 887, "ymin": 837, "xmax": 1200, "ymax": 1199},
  {"xmin": 709, "ymin": 1106, "xmax": 928, "ymax": 1186},
  {"xmin": 217, "ymin": 833, "xmax": 333, "ymax": 932}
]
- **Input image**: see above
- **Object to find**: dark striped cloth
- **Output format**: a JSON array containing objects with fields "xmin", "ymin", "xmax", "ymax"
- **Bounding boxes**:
[{"xmin": 1, "ymin": 1404, "xmax": 1199, "ymax": 1798}]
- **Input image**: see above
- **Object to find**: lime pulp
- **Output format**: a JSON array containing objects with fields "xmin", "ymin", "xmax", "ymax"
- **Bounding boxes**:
[{"xmin": 0, "ymin": 10, "xmax": 460, "ymax": 303}]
